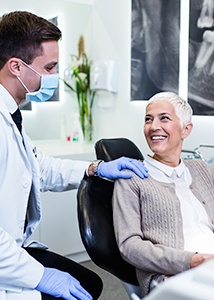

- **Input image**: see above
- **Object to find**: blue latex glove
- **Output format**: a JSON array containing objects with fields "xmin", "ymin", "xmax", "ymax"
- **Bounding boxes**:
[
  {"xmin": 36, "ymin": 267, "xmax": 92, "ymax": 300},
  {"xmin": 97, "ymin": 157, "xmax": 148, "ymax": 179}
]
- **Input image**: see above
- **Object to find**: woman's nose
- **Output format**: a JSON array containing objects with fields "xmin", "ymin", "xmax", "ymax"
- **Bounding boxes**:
[{"xmin": 150, "ymin": 118, "xmax": 161, "ymax": 130}]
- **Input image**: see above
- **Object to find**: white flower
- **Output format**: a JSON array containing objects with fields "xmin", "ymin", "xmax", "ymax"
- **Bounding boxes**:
[
  {"xmin": 69, "ymin": 60, "xmax": 81, "ymax": 70},
  {"xmin": 78, "ymin": 72, "xmax": 87, "ymax": 81}
]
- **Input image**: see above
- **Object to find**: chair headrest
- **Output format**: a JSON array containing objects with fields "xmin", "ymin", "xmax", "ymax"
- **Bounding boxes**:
[{"xmin": 95, "ymin": 138, "xmax": 144, "ymax": 162}]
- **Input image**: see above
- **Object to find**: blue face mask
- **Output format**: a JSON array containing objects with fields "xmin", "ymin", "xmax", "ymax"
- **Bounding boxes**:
[{"xmin": 17, "ymin": 60, "xmax": 59, "ymax": 102}]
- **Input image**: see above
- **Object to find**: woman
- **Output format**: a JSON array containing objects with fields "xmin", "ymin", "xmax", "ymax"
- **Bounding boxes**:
[{"xmin": 113, "ymin": 92, "xmax": 214, "ymax": 298}]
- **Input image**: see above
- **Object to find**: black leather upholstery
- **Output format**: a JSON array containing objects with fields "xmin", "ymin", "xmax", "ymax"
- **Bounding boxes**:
[{"xmin": 77, "ymin": 138, "xmax": 144, "ymax": 285}]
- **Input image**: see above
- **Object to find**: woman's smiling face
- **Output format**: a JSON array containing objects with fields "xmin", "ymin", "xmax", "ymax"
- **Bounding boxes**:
[{"xmin": 144, "ymin": 100, "xmax": 187, "ymax": 165}]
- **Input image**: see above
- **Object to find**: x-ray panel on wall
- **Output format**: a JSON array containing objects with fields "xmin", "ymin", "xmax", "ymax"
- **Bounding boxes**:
[
  {"xmin": 131, "ymin": 0, "xmax": 180, "ymax": 101},
  {"xmin": 188, "ymin": 0, "xmax": 214, "ymax": 115}
]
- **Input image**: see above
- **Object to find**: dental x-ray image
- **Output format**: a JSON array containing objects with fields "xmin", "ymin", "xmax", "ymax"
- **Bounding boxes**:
[
  {"xmin": 131, "ymin": 0, "xmax": 214, "ymax": 116},
  {"xmin": 188, "ymin": 0, "xmax": 214, "ymax": 115},
  {"xmin": 131, "ymin": 0, "xmax": 180, "ymax": 101}
]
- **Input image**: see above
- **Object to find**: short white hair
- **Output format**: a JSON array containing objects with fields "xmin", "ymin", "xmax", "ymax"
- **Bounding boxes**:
[{"xmin": 146, "ymin": 92, "xmax": 193, "ymax": 127}]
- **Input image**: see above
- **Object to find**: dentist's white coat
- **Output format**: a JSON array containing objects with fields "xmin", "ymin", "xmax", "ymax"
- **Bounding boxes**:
[{"xmin": 0, "ymin": 85, "xmax": 89, "ymax": 300}]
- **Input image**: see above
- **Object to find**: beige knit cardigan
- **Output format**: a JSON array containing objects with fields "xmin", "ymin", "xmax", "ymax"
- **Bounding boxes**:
[{"xmin": 113, "ymin": 160, "xmax": 214, "ymax": 297}]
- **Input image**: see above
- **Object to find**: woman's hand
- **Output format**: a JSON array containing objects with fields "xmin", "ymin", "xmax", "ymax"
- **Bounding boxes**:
[{"xmin": 190, "ymin": 253, "xmax": 214, "ymax": 268}]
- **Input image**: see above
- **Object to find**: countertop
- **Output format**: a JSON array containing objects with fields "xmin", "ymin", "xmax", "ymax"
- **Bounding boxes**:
[{"xmin": 33, "ymin": 139, "xmax": 95, "ymax": 158}]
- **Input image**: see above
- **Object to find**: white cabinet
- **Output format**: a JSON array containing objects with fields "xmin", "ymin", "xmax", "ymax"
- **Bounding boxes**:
[{"xmin": 31, "ymin": 140, "xmax": 95, "ymax": 262}]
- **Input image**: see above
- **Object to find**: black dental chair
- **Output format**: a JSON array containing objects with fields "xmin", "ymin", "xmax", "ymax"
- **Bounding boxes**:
[{"xmin": 77, "ymin": 138, "xmax": 144, "ymax": 299}]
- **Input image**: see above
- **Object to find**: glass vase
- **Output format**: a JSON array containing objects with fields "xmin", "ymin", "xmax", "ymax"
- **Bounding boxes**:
[
  {"xmin": 84, "ymin": 119, "xmax": 93, "ymax": 143},
  {"xmin": 77, "ymin": 90, "xmax": 94, "ymax": 143}
]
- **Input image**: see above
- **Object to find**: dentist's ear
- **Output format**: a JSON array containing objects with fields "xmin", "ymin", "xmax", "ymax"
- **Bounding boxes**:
[
  {"xmin": 7, "ymin": 58, "xmax": 22, "ymax": 76},
  {"xmin": 182, "ymin": 122, "xmax": 193, "ymax": 139}
]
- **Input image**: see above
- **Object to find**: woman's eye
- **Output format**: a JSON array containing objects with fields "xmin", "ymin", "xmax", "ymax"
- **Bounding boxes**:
[
  {"xmin": 145, "ymin": 117, "xmax": 152, "ymax": 123},
  {"xmin": 161, "ymin": 115, "xmax": 170, "ymax": 121}
]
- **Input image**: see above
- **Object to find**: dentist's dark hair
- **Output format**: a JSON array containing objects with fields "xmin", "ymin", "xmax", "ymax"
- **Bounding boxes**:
[{"xmin": 0, "ymin": 11, "xmax": 62, "ymax": 69}]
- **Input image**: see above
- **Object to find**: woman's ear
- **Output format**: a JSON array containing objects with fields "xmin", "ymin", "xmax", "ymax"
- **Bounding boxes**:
[
  {"xmin": 182, "ymin": 122, "xmax": 193, "ymax": 139},
  {"xmin": 7, "ymin": 58, "xmax": 22, "ymax": 76}
]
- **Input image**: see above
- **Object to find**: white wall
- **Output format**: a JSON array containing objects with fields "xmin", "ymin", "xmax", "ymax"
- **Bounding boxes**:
[
  {"xmin": 1, "ymin": 0, "xmax": 93, "ymax": 140},
  {"xmin": 92, "ymin": 0, "xmax": 150, "ymax": 153},
  {"xmin": 3, "ymin": 0, "xmax": 214, "ymax": 157},
  {"xmin": 91, "ymin": 0, "xmax": 214, "ymax": 158}
]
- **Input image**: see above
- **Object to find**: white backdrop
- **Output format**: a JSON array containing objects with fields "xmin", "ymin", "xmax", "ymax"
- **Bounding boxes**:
[{"xmin": 1, "ymin": 0, "xmax": 214, "ymax": 158}]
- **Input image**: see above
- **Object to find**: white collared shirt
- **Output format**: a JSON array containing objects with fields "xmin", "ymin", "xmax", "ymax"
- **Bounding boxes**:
[{"xmin": 144, "ymin": 155, "xmax": 214, "ymax": 253}]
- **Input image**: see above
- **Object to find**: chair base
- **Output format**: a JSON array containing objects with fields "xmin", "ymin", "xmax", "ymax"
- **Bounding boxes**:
[{"xmin": 121, "ymin": 281, "xmax": 141, "ymax": 300}]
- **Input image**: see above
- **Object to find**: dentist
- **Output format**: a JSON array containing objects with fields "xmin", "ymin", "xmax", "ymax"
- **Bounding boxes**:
[{"xmin": 0, "ymin": 11, "xmax": 148, "ymax": 300}]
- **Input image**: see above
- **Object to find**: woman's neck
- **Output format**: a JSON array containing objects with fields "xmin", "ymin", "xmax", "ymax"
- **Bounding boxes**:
[{"xmin": 152, "ymin": 154, "xmax": 180, "ymax": 167}]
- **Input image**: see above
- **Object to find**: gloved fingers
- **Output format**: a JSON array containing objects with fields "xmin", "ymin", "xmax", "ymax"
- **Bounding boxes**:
[
  {"xmin": 115, "ymin": 157, "xmax": 148, "ymax": 179},
  {"xmin": 124, "ymin": 159, "xmax": 148, "ymax": 179},
  {"xmin": 97, "ymin": 157, "xmax": 148, "ymax": 180},
  {"xmin": 69, "ymin": 276, "xmax": 80, "ymax": 285},
  {"xmin": 66, "ymin": 295, "xmax": 76, "ymax": 300},
  {"xmin": 111, "ymin": 170, "xmax": 132, "ymax": 179},
  {"xmin": 69, "ymin": 282, "xmax": 92, "ymax": 300},
  {"xmin": 76, "ymin": 285, "xmax": 93, "ymax": 300}
]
